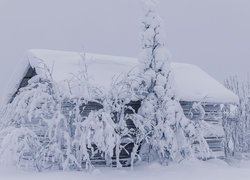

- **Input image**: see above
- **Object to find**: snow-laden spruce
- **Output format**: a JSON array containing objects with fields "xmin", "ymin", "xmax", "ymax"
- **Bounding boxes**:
[{"xmin": 134, "ymin": 0, "xmax": 211, "ymax": 164}]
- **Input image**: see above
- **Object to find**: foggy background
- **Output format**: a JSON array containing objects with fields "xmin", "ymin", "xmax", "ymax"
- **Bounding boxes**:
[{"xmin": 0, "ymin": 0, "xmax": 249, "ymax": 98}]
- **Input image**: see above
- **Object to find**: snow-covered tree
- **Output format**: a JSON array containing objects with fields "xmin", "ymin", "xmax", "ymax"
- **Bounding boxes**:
[
  {"xmin": 224, "ymin": 76, "xmax": 250, "ymax": 157},
  {"xmin": 135, "ymin": 0, "xmax": 210, "ymax": 164},
  {"xmin": 137, "ymin": 0, "xmax": 178, "ymax": 164},
  {"xmin": 58, "ymin": 56, "xmax": 129, "ymax": 169},
  {"xmin": 71, "ymin": 107, "xmax": 117, "ymax": 170},
  {"xmin": 0, "ymin": 65, "xmax": 79, "ymax": 171},
  {"xmin": 67, "ymin": 53, "xmax": 103, "ymax": 100},
  {"xmin": 0, "ymin": 127, "xmax": 39, "ymax": 169},
  {"xmin": 186, "ymin": 102, "xmax": 212, "ymax": 159},
  {"xmin": 106, "ymin": 77, "xmax": 139, "ymax": 168}
]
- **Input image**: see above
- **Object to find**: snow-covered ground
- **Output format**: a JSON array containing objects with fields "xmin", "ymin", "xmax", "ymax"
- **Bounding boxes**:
[{"xmin": 1, "ymin": 159, "xmax": 250, "ymax": 180}]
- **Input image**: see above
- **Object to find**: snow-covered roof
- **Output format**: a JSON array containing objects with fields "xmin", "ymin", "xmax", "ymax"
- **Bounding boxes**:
[{"xmin": 1, "ymin": 49, "xmax": 239, "ymax": 106}]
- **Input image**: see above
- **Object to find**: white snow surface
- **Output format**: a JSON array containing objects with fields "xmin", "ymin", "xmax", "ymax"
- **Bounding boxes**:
[
  {"xmin": 1, "ymin": 49, "xmax": 239, "ymax": 106},
  {"xmin": 0, "ymin": 159, "xmax": 250, "ymax": 180}
]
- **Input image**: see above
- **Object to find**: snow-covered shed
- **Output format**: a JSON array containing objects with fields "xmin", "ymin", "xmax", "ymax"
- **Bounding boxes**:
[{"xmin": 1, "ymin": 49, "xmax": 239, "ymax": 158}]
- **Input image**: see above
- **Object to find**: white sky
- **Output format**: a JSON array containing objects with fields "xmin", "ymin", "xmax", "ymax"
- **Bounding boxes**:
[{"xmin": 0, "ymin": 0, "xmax": 249, "ymax": 97}]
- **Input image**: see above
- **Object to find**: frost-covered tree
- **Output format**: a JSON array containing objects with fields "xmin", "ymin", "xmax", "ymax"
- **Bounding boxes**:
[
  {"xmin": 224, "ymin": 76, "xmax": 250, "ymax": 157},
  {"xmin": 186, "ymin": 102, "xmax": 212, "ymax": 159},
  {"xmin": 106, "ymin": 77, "xmax": 139, "ymax": 168},
  {"xmin": 71, "ymin": 107, "xmax": 117, "ymax": 170},
  {"xmin": 137, "ymin": 0, "xmax": 179, "ymax": 164},
  {"xmin": 61, "ymin": 56, "xmax": 131, "ymax": 169},
  {"xmin": 0, "ymin": 127, "xmax": 39, "ymax": 169},
  {"xmin": 0, "ymin": 66, "xmax": 79, "ymax": 171},
  {"xmin": 135, "ymin": 0, "xmax": 210, "ymax": 164},
  {"xmin": 69, "ymin": 73, "xmax": 138, "ymax": 169},
  {"xmin": 67, "ymin": 53, "xmax": 103, "ymax": 100}
]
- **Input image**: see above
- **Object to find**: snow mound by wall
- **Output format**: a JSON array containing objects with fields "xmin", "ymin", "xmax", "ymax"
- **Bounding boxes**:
[{"xmin": 0, "ymin": 49, "xmax": 239, "ymax": 106}]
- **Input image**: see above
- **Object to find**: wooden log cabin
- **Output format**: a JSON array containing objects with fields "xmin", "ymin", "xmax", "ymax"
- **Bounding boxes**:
[{"xmin": 1, "ymin": 49, "xmax": 239, "ymax": 164}]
